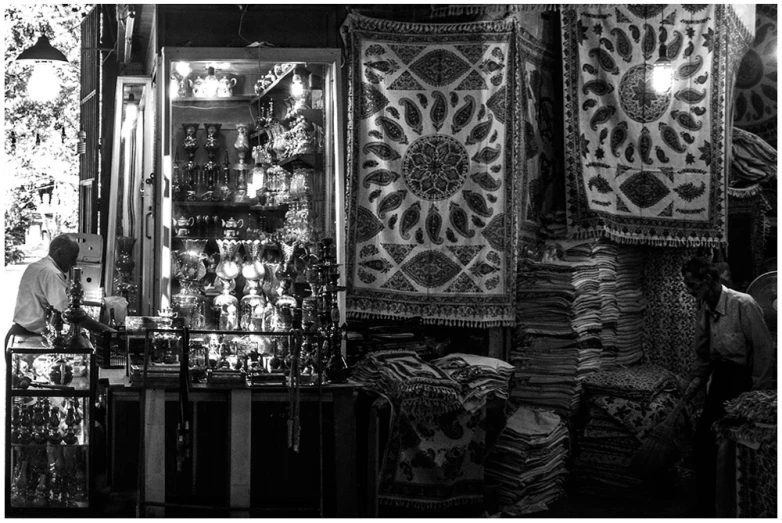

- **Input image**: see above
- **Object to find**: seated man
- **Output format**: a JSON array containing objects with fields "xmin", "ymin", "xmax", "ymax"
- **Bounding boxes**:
[{"xmin": 7, "ymin": 233, "xmax": 112, "ymax": 347}]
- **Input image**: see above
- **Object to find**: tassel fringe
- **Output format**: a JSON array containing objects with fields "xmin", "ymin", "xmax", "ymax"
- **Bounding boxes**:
[
  {"xmin": 567, "ymin": 229, "xmax": 728, "ymax": 248},
  {"xmin": 347, "ymin": 310, "xmax": 514, "ymax": 328}
]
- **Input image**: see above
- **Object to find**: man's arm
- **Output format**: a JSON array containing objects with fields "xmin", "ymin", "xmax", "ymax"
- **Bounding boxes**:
[
  {"xmin": 689, "ymin": 307, "xmax": 713, "ymax": 382},
  {"xmin": 740, "ymin": 299, "xmax": 776, "ymax": 390}
]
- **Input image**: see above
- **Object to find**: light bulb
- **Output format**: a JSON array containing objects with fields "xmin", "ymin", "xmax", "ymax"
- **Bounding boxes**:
[
  {"xmin": 125, "ymin": 95, "xmax": 138, "ymax": 124},
  {"xmin": 204, "ymin": 66, "xmax": 219, "ymax": 98},
  {"xmin": 27, "ymin": 62, "xmax": 60, "ymax": 102},
  {"xmin": 651, "ymin": 61, "xmax": 673, "ymax": 93},
  {"xmin": 175, "ymin": 61, "xmax": 192, "ymax": 78}
]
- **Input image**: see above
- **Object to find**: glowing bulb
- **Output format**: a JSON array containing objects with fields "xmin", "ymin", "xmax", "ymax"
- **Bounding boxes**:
[
  {"xmin": 27, "ymin": 62, "xmax": 60, "ymax": 102},
  {"xmin": 204, "ymin": 66, "xmax": 219, "ymax": 98},
  {"xmin": 651, "ymin": 61, "xmax": 673, "ymax": 93},
  {"xmin": 290, "ymin": 79, "xmax": 304, "ymax": 97},
  {"xmin": 125, "ymin": 97, "xmax": 138, "ymax": 124},
  {"xmin": 175, "ymin": 61, "xmax": 192, "ymax": 78}
]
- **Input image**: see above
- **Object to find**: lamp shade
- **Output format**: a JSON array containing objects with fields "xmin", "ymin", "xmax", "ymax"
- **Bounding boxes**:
[{"xmin": 16, "ymin": 35, "xmax": 68, "ymax": 64}]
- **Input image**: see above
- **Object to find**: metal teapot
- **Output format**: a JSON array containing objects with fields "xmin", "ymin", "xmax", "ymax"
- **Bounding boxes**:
[
  {"xmin": 192, "ymin": 76, "xmax": 206, "ymax": 98},
  {"xmin": 174, "ymin": 215, "xmax": 195, "ymax": 237},
  {"xmin": 217, "ymin": 76, "xmax": 237, "ymax": 97},
  {"xmin": 222, "ymin": 217, "xmax": 244, "ymax": 238}
]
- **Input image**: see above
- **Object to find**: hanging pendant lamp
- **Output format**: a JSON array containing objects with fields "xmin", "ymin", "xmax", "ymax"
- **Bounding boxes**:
[
  {"xmin": 16, "ymin": 35, "xmax": 69, "ymax": 64},
  {"xmin": 16, "ymin": 35, "xmax": 69, "ymax": 102}
]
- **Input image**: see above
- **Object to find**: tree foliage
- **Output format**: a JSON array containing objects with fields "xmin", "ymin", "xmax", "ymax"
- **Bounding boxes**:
[{"xmin": 4, "ymin": 4, "xmax": 93, "ymax": 262}]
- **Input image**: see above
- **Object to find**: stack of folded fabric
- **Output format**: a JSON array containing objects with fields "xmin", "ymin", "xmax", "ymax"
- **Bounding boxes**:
[
  {"xmin": 615, "ymin": 247, "xmax": 646, "ymax": 366},
  {"xmin": 485, "ymin": 405, "xmax": 569, "ymax": 515},
  {"xmin": 571, "ymin": 365, "xmax": 680, "ymax": 499},
  {"xmin": 352, "ymin": 350, "xmax": 487, "ymax": 511},
  {"xmin": 511, "ymin": 248, "xmax": 606, "ymax": 415},
  {"xmin": 432, "ymin": 353, "xmax": 514, "ymax": 413},
  {"xmin": 593, "ymin": 242, "xmax": 619, "ymax": 369},
  {"xmin": 714, "ymin": 390, "xmax": 777, "ymax": 518},
  {"xmin": 730, "ymin": 127, "xmax": 777, "ymax": 188}
]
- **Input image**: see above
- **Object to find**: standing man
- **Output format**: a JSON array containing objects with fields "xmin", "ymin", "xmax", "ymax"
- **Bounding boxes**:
[
  {"xmin": 681, "ymin": 257, "xmax": 776, "ymax": 517},
  {"xmin": 6, "ymin": 233, "xmax": 110, "ymax": 346}
]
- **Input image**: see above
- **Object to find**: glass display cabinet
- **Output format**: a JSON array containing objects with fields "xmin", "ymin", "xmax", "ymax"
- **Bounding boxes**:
[
  {"xmin": 153, "ymin": 47, "xmax": 345, "ymax": 333},
  {"xmin": 5, "ymin": 337, "xmax": 96, "ymax": 514}
]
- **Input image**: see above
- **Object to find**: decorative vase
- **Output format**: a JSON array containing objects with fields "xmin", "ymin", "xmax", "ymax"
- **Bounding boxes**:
[
  {"xmin": 171, "ymin": 239, "xmax": 208, "ymax": 328},
  {"xmin": 240, "ymin": 280, "xmax": 266, "ymax": 331},
  {"xmin": 213, "ymin": 239, "xmax": 242, "ymax": 330},
  {"xmin": 113, "ymin": 236, "xmax": 138, "ymax": 314},
  {"xmin": 234, "ymin": 123, "xmax": 250, "ymax": 166},
  {"xmin": 182, "ymin": 123, "xmax": 200, "ymax": 188},
  {"xmin": 241, "ymin": 240, "xmax": 264, "ymax": 293}
]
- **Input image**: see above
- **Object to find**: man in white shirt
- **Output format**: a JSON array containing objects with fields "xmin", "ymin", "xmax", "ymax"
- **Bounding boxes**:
[
  {"xmin": 7, "ymin": 234, "xmax": 110, "ymax": 346},
  {"xmin": 681, "ymin": 256, "xmax": 776, "ymax": 517}
]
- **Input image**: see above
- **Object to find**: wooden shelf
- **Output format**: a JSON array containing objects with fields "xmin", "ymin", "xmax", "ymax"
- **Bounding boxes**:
[
  {"xmin": 173, "ymin": 201, "xmax": 288, "ymax": 212},
  {"xmin": 173, "ymin": 95, "xmax": 254, "ymax": 103},
  {"xmin": 279, "ymin": 153, "xmax": 322, "ymax": 170},
  {"xmin": 249, "ymin": 64, "xmax": 297, "ymax": 104}
]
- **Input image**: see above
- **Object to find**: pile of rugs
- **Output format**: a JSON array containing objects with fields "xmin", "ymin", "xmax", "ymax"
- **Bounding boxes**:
[
  {"xmin": 353, "ymin": 350, "xmax": 514, "ymax": 513},
  {"xmin": 511, "ymin": 246, "xmax": 608, "ymax": 415},
  {"xmin": 614, "ymin": 247, "xmax": 646, "ymax": 366},
  {"xmin": 714, "ymin": 390, "xmax": 777, "ymax": 518},
  {"xmin": 562, "ymin": 241, "xmax": 620, "ymax": 370},
  {"xmin": 484, "ymin": 405, "xmax": 569, "ymax": 515},
  {"xmin": 571, "ymin": 365, "xmax": 681, "ymax": 499}
]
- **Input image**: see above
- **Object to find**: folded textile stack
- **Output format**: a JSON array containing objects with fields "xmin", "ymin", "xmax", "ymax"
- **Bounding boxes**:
[
  {"xmin": 615, "ymin": 247, "xmax": 646, "ymax": 366},
  {"xmin": 432, "ymin": 353, "xmax": 514, "ymax": 413},
  {"xmin": 352, "ymin": 349, "xmax": 490, "ymax": 511},
  {"xmin": 511, "ymin": 247, "xmax": 607, "ymax": 415},
  {"xmin": 730, "ymin": 128, "xmax": 777, "ymax": 188},
  {"xmin": 485, "ymin": 405, "xmax": 569, "ymax": 515},
  {"xmin": 571, "ymin": 365, "xmax": 680, "ymax": 499},
  {"xmin": 714, "ymin": 390, "xmax": 777, "ymax": 518},
  {"xmin": 351, "ymin": 350, "xmax": 463, "ymax": 417}
]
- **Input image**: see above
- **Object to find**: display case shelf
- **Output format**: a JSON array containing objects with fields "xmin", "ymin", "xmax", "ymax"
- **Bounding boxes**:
[
  {"xmin": 249, "ymin": 63, "xmax": 297, "ymax": 104},
  {"xmin": 279, "ymin": 153, "xmax": 322, "ymax": 170},
  {"xmin": 6, "ymin": 338, "xmax": 96, "ymax": 515},
  {"xmin": 172, "ymin": 201, "xmax": 288, "ymax": 212},
  {"xmin": 174, "ymin": 95, "xmax": 255, "ymax": 103}
]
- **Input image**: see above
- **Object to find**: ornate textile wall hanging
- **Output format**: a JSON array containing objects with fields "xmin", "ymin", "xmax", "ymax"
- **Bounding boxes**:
[
  {"xmin": 341, "ymin": 13, "xmax": 520, "ymax": 327},
  {"xmin": 516, "ymin": 16, "xmax": 566, "ymax": 240},
  {"xmin": 561, "ymin": 5, "xmax": 754, "ymax": 247},
  {"xmin": 733, "ymin": 4, "xmax": 777, "ymax": 146}
]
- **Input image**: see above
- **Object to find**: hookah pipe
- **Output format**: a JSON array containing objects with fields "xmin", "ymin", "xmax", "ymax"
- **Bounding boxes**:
[
  {"xmin": 176, "ymin": 326, "xmax": 192, "ymax": 473},
  {"xmin": 287, "ymin": 328, "xmax": 303, "ymax": 452}
]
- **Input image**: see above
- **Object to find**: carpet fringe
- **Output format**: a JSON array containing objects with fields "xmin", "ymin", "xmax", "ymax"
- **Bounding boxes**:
[
  {"xmin": 567, "ymin": 229, "xmax": 727, "ymax": 248},
  {"xmin": 379, "ymin": 494, "xmax": 483, "ymax": 509},
  {"xmin": 727, "ymin": 184, "xmax": 765, "ymax": 199},
  {"xmin": 347, "ymin": 310, "xmax": 513, "ymax": 328}
]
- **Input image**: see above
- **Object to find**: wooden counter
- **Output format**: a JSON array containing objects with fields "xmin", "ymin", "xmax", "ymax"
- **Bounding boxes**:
[{"xmin": 104, "ymin": 374, "xmax": 358, "ymax": 517}]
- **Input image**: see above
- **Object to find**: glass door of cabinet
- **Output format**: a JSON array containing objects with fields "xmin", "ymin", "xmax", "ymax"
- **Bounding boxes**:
[
  {"xmin": 105, "ymin": 76, "xmax": 154, "ymax": 316},
  {"xmin": 156, "ymin": 47, "xmax": 344, "ymax": 330}
]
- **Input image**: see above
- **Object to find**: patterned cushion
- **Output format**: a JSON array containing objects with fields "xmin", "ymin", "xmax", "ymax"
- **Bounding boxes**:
[{"xmin": 582, "ymin": 364, "xmax": 679, "ymax": 401}]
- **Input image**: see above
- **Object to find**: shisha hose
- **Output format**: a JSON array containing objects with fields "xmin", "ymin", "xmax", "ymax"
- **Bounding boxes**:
[{"xmin": 287, "ymin": 331, "xmax": 303, "ymax": 452}]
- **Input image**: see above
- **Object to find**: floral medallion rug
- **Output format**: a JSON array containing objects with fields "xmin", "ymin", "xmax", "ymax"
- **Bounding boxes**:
[
  {"xmin": 341, "ymin": 13, "xmax": 520, "ymax": 327},
  {"xmin": 561, "ymin": 5, "xmax": 754, "ymax": 247},
  {"xmin": 733, "ymin": 4, "xmax": 777, "ymax": 146}
]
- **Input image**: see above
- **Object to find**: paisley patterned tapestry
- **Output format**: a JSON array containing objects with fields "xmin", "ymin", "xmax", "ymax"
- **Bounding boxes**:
[
  {"xmin": 341, "ymin": 13, "xmax": 520, "ymax": 327},
  {"xmin": 561, "ymin": 5, "xmax": 755, "ymax": 247},
  {"xmin": 733, "ymin": 4, "xmax": 777, "ymax": 146},
  {"xmin": 517, "ymin": 14, "xmax": 567, "ymax": 240}
]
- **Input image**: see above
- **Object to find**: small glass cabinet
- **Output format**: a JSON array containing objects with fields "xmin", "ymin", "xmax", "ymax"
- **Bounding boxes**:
[{"xmin": 5, "ymin": 336, "xmax": 96, "ymax": 514}]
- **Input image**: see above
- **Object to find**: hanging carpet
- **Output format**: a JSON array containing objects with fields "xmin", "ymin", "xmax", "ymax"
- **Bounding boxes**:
[
  {"xmin": 732, "ymin": 4, "xmax": 778, "ymax": 146},
  {"xmin": 561, "ymin": 5, "xmax": 754, "ymax": 247},
  {"xmin": 341, "ymin": 13, "xmax": 520, "ymax": 327}
]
